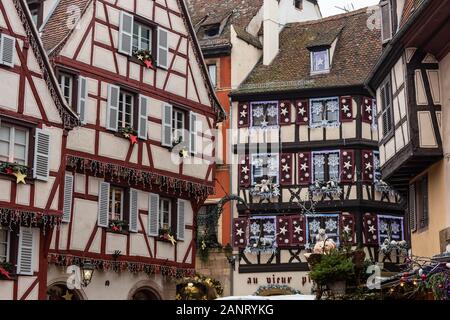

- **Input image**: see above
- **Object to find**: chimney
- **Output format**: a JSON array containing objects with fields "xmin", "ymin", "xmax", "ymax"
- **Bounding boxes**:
[{"xmin": 263, "ymin": 0, "xmax": 280, "ymax": 66}]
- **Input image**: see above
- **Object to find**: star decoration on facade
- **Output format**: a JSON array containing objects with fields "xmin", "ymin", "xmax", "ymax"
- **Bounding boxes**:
[
  {"xmin": 281, "ymin": 108, "xmax": 289, "ymax": 116},
  {"xmin": 279, "ymin": 226, "xmax": 287, "ymax": 235},
  {"xmin": 369, "ymin": 225, "xmax": 376, "ymax": 234},
  {"xmin": 240, "ymin": 110, "xmax": 247, "ymax": 118},
  {"xmin": 365, "ymin": 162, "xmax": 373, "ymax": 171},
  {"xmin": 137, "ymin": 55, "xmax": 144, "ymax": 61},
  {"xmin": 341, "ymin": 104, "xmax": 350, "ymax": 113},
  {"xmin": 380, "ymin": 243, "xmax": 388, "ymax": 252},
  {"xmin": 304, "ymin": 243, "xmax": 311, "ymax": 250},
  {"xmin": 298, "ymin": 107, "xmax": 306, "ymax": 115},
  {"xmin": 300, "ymin": 163, "xmax": 308, "ymax": 172},
  {"xmin": 260, "ymin": 120, "xmax": 269, "ymax": 128},
  {"xmin": 282, "ymin": 164, "xmax": 290, "ymax": 172},
  {"xmin": 13, "ymin": 171, "xmax": 27, "ymax": 184},
  {"xmin": 241, "ymin": 166, "xmax": 249, "ymax": 174},
  {"xmin": 168, "ymin": 234, "xmax": 177, "ymax": 246},
  {"xmin": 62, "ymin": 291, "xmax": 73, "ymax": 300},
  {"xmin": 343, "ymin": 161, "xmax": 352, "ymax": 170},
  {"xmin": 129, "ymin": 134, "xmax": 138, "ymax": 145},
  {"xmin": 294, "ymin": 225, "xmax": 302, "ymax": 234},
  {"xmin": 366, "ymin": 105, "xmax": 372, "ymax": 113},
  {"xmin": 343, "ymin": 225, "xmax": 351, "ymax": 234},
  {"xmin": 236, "ymin": 228, "xmax": 244, "ymax": 237},
  {"xmin": 144, "ymin": 60, "xmax": 154, "ymax": 69}
]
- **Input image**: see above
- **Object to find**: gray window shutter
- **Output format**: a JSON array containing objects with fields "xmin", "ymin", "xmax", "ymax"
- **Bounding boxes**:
[
  {"xmin": 177, "ymin": 199, "xmax": 186, "ymax": 241},
  {"xmin": 408, "ymin": 184, "xmax": 417, "ymax": 232},
  {"xmin": 421, "ymin": 176, "xmax": 429, "ymax": 229},
  {"xmin": 119, "ymin": 11, "xmax": 133, "ymax": 55},
  {"xmin": 17, "ymin": 227, "xmax": 35, "ymax": 275},
  {"xmin": 189, "ymin": 112, "xmax": 198, "ymax": 154},
  {"xmin": 157, "ymin": 27, "xmax": 169, "ymax": 69},
  {"xmin": 381, "ymin": 1, "xmax": 392, "ymax": 43},
  {"xmin": 98, "ymin": 182, "xmax": 110, "ymax": 227},
  {"xmin": 148, "ymin": 193, "xmax": 159, "ymax": 237},
  {"xmin": 161, "ymin": 103, "xmax": 173, "ymax": 147},
  {"xmin": 77, "ymin": 76, "xmax": 88, "ymax": 124},
  {"xmin": 129, "ymin": 188, "xmax": 139, "ymax": 233},
  {"xmin": 107, "ymin": 84, "xmax": 120, "ymax": 131},
  {"xmin": 62, "ymin": 173, "xmax": 74, "ymax": 223},
  {"xmin": 33, "ymin": 129, "xmax": 51, "ymax": 181},
  {"xmin": 138, "ymin": 95, "xmax": 148, "ymax": 139},
  {"xmin": 0, "ymin": 34, "xmax": 15, "ymax": 67}
]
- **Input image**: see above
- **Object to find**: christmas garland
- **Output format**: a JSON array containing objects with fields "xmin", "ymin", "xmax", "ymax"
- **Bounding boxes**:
[
  {"xmin": 133, "ymin": 49, "xmax": 155, "ymax": 69},
  {"xmin": 0, "ymin": 162, "xmax": 29, "ymax": 184},
  {"xmin": 254, "ymin": 284, "xmax": 301, "ymax": 296},
  {"xmin": 48, "ymin": 253, "xmax": 195, "ymax": 278},
  {"xmin": 0, "ymin": 207, "xmax": 61, "ymax": 230},
  {"xmin": 66, "ymin": 156, "xmax": 214, "ymax": 199}
]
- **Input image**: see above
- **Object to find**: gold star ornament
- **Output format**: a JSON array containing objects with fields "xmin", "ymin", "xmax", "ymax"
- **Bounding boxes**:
[
  {"xmin": 168, "ymin": 234, "xmax": 177, "ymax": 246},
  {"xmin": 62, "ymin": 290, "xmax": 73, "ymax": 300},
  {"xmin": 13, "ymin": 171, "xmax": 27, "ymax": 184}
]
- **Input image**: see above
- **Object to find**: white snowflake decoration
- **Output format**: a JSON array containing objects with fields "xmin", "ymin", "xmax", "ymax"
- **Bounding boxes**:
[
  {"xmin": 313, "ymin": 154, "xmax": 325, "ymax": 167},
  {"xmin": 391, "ymin": 221, "xmax": 400, "ymax": 234},
  {"xmin": 309, "ymin": 220, "xmax": 321, "ymax": 233},
  {"xmin": 326, "ymin": 100, "xmax": 339, "ymax": 113},
  {"xmin": 379, "ymin": 220, "xmax": 388, "ymax": 233},
  {"xmin": 250, "ymin": 222, "xmax": 260, "ymax": 236},
  {"xmin": 311, "ymin": 102, "xmax": 323, "ymax": 115},
  {"xmin": 252, "ymin": 157, "xmax": 264, "ymax": 168},
  {"xmin": 325, "ymin": 218, "xmax": 338, "ymax": 231},
  {"xmin": 328, "ymin": 154, "xmax": 340, "ymax": 167},
  {"xmin": 267, "ymin": 157, "xmax": 278, "ymax": 172},
  {"xmin": 267, "ymin": 105, "xmax": 278, "ymax": 118},
  {"xmin": 263, "ymin": 221, "xmax": 276, "ymax": 234},
  {"xmin": 252, "ymin": 106, "xmax": 264, "ymax": 118}
]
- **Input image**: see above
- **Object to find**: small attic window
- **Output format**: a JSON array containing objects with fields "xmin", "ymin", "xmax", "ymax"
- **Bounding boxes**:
[
  {"xmin": 205, "ymin": 24, "xmax": 220, "ymax": 38},
  {"xmin": 310, "ymin": 49, "xmax": 330, "ymax": 75},
  {"xmin": 294, "ymin": 0, "xmax": 303, "ymax": 10}
]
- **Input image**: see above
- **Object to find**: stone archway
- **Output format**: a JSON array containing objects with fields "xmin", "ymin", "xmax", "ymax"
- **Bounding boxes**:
[
  {"xmin": 47, "ymin": 281, "xmax": 85, "ymax": 300},
  {"xmin": 127, "ymin": 280, "xmax": 164, "ymax": 300}
]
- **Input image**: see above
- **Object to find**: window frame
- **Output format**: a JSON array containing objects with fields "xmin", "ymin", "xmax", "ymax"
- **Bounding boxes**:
[
  {"xmin": 310, "ymin": 48, "xmax": 330, "ymax": 75},
  {"xmin": 58, "ymin": 73, "xmax": 74, "ymax": 108},
  {"xmin": 0, "ymin": 122, "xmax": 30, "ymax": 165},
  {"xmin": 251, "ymin": 153, "xmax": 279, "ymax": 186},
  {"xmin": 55, "ymin": 68, "xmax": 79, "ymax": 113},
  {"xmin": 0, "ymin": 226, "xmax": 10, "ymax": 263},
  {"xmin": 380, "ymin": 0, "xmax": 393, "ymax": 43},
  {"xmin": 412, "ymin": 174, "xmax": 429, "ymax": 232},
  {"xmin": 26, "ymin": 0, "xmax": 44, "ymax": 29},
  {"xmin": 312, "ymin": 150, "xmax": 341, "ymax": 183},
  {"xmin": 159, "ymin": 198, "xmax": 172, "ymax": 231},
  {"xmin": 172, "ymin": 108, "xmax": 186, "ymax": 142},
  {"xmin": 250, "ymin": 101, "xmax": 279, "ymax": 129},
  {"xmin": 132, "ymin": 20, "xmax": 153, "ymax": 53},
  {"xmin": 207, "ymin": 64, "xmax": 217, "ymax": 88},
  {"xmin": 309, "ymin": 97, "xmax": 340, "ymax": 128},
  {"xmin": 380, "ymin": 76, "xmax": 394, "ymax": 138},
  {"xmin": 118, "ymin": 90, "xmax": 135, "ymax": 129},
  {"xmin": 306, "ymin": 213, "xmax": 340, "ymax": 246},
  {"xmin": 108, "ymin": 186, "xmax": 124, "ymax": 222},
  {"xmin": 373, "ymin": 151, "xmax": 381, "ymax": 182}
]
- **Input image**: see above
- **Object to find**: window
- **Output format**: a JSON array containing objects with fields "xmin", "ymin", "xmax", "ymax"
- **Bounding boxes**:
[
  {"xmin": 0, "ymin": 227, "xmax": 10, "ymax": 263},
  {"xmin": 0, "ymin": 123, "xmax": 29, "ymax": 165},
  {"xmin": 118, "ymin": 91, "xmax": 134, "ymax": 129},
  {"xmin": 312, "ymin": 151, "xmax": 340, "ymax": 182},
  {"xmin": 412, "ymin": 175, "xmax": 429, "ymax": 231},
  {"xmin": 378, "ymin": 215, "xmax": 404, "ymax": 245},
  {"xmin": 197, "ymin": 205, "xmax": 220, "ymax": 246},
  {"xmin": 294, "ymin": 0, "xmax": 303, "ymax": 10},
  {"xmin": 250, "ymin": 102, "xmax": 279, "ymax": 128},
  {"xmin": 380, "ymin": 1, "xmax": 393, "ymax": 43},
  {"xmin": 132, "ymin": 21, "xmax": 152, "ymax": 52},
  {"xmin": 311, "ymin": 49, "xmax": 330, "ymax": 74},
  {"xmin": 205, "ymin": 24, "xmax": 220, "ymax": 38},
  {"xmin": 380, "ymin": 77, "xmax": 394, "ymax": 137},
  {"xmin": 26, "ymin": 0, "xmax": 43, "ymax": 28},
  {"xmin": 58, "ymin": 73, "xmax": 73, "ymax": 106},
  {"xmin": 172, "ymin": 108, "xmax": 185, "ymax": 141},
  {"xmin": 251, "ymin": 153, "xmax": 279, "ymax": 185},
  {"xmin": 306, "ymin": 214, "xmax": 340, "ymax": 245},
  {"xmin": 109, "ymin": 186, "xmax": 124, "ymax": 221},
  {"xmin": 373, "ymin": 151, "xmax": 381, "ymax": 182},
  {"xmin": 310, "ymin": 97, "xmax": 340, "ymax": 128},
  {"xmin": 208, "ymin": 64, "xmax": 217, "ymax": 88},
  {"xmin": 159, "ymin": 198, "xmax": 171, "ymax": 230}
]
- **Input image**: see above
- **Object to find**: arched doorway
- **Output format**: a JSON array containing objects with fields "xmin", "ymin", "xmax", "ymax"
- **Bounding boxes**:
[
  {"xmin": 131, "ymin": 287, "xmax": 161, "ymax": 300},
  {"xmin": 47, "ymin": 283, "xmax": 84, "ymax": 300}
]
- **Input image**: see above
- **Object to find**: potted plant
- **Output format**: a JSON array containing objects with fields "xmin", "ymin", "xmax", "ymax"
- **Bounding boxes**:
[
  {"xmin": 309, "ymin": 250, "xmax": 355, "ymax": 295},
  {"xmin": 0, "ymin": 262, "xmax": 14, "ymax": 280}
]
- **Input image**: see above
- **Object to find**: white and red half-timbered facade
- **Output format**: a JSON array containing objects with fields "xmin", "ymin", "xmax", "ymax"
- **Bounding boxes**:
[
  {"xmin": 0, "ymin": 0, "xmax": 79, "ymax": 300},
  {"xmin": 39, "ymin": 0, "xmax": 223, "ymax": 300},
  {"xmin": 229, "ymin": 9, "xmax": 406, "ymax": 296}
]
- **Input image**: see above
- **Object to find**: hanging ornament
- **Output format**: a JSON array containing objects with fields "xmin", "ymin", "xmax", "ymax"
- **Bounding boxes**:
[
  {"xmin": 13, "ymin": 171, "xmax": 27, "ymax": 184},
  {"xmin": 129, "ymin": 134, "xmax": 138, "ymax": 145},
  {"xmin": 4, "ymin": 167, "xmax": 13, "ymax": 175},
  {"xmin": 144, "ymin": 59, "xmax": 154, "ymax": 69},
  {"xmin": 62, "ymin": 290, "xmax": 73, "ymax": 300},
  {"xmin": 168, "ymin": 234, "xmax": 177, "ymax": 246}
]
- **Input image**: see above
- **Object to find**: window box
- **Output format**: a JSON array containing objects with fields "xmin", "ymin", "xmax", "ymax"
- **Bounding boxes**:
[
  {"xmin": 0, "ymin": 161, "xmax": 29, "ymax": 178},
  {"xmin": 117, "ymin": 126, "xmax": 138, "ymax": 144},
  {"xmin": 0, "ymin": 262, "xmax": 14, "ymax": 281},
  {"xmin": 157, "ymin": 228, "xmax": 177, "ymax": 243},
  {"xmin": 132, "ymin": 49, "xmax": 156, "ymax": 69},
  {"xmin": 108, "ymin": 219, "xmax": 129, "ymax": 234},
  {"xmin": 309, "ymin": 180, "xmax": 343, "ymax": 198}
]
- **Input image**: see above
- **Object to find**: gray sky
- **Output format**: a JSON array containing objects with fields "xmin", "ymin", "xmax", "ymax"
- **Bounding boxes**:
[{"xmin": 318, "ymin": 0, "xmax": 380, "ymax": 17}]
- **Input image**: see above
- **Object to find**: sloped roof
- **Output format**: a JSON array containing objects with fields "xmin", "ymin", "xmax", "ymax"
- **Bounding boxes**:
[
  {"xmin": 186, "ymin": 0, "xmax": 263, "ymax": 50},
  {"xmin": 400, "ymin": 0, "xmax": 425, "ymax": 27},
  {"xmin": 233, "ymin": 8, "xmax": 382, "ymax": 95}
]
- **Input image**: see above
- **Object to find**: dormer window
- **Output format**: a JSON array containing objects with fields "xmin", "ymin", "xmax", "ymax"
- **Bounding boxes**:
[
  {"xmin": 26, "ymin": 0, "xmax": 43, "ymax": 28},
  {"xmin": 205, "ymin": 24, "xmax": 220, "ymax": 38},
  {"xmin": 380, "ymin": 1, "xmax": 393, "ymax": 43},
  {"xmin": 311, "ymin": 49, "xmax": 330, "ymax": 74}
]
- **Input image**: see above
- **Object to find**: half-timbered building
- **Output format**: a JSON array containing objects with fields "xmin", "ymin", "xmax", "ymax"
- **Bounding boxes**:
[
  {"xmin": 229, "ymin": 8, "xmax": 405, "ymax": 296},
  {"xmin": 187, "ymin": 0, "xmax": 321, "ymax": 295},
  {"xmin": 366, "ymin": 0, "xmax": 450, "ymax": 258},
  {"xmin": 0, "ymin": 0, "xmax": 79, "ymax": 300},
  {"xmin": 37, "ymin": 0, "xmax": 223, "ymax": 300}
]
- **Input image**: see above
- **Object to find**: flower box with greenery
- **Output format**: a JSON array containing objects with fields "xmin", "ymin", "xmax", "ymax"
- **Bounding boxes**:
[
  {"xmin": 133, "ymin": 49, "xmax": 156, "ymax": 69},
  {"xmin": 158, "ymin": 227, "xmax": 177, "ymax": 245},
  {"xmin": 118, "ymin": 126, "xmax": 138, "ymax": 145},
  {"xmin": 0, "ymin": 262, "xmax": 14, "ymax": 280},
  {"xmin": 108, "ymin": 219, "xmax": 129, "ymax": 234},
  {"xmin": 0, "ymin": 162, "xmax": 29, "ymax": 184},
  {"xmin": 309, "ymin": 180, "xmax": 342, "ymax": 198}
]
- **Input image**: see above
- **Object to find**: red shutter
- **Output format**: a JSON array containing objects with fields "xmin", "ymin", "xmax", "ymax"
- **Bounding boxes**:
[
  {"xmin": 277, "ymin": 216, "xmax": 292, "ymax": 247},
  {"xmin": 239, "ymin": 154, "xmax": 251, "ymax": 187},
  {"xmin": 340, "ymin": 96, "xmax": 353, "ymax": 122},
  {"xmin": 291, "ymin": 215, "xmax": 306, "ymax": 245},
  {"xmin": 362, "ymin": 97, "xmax": 373, "ymax": 123},
  {"xmin": 233, "ymin": 218, "xmax": 248, "ymax": 248},
  {"xmin": 279, "ymin": 101, "xmax": 292, "ymax": 126},
  {"xmin": 238, "ymin": 102, "xmax": 250, "ymax": 128},
  {"xmin": 340, "ymin": 150, "xmax": 355, "ymax": 183},
  {"xmin": 363, "ymin": 213, "xmax": 379, "ymax": 245},
  {"xmin": 361, "ymin": 150, "xmax": 374, "ymax": 182},
  {"xmin": 340, "ymin": 213, "xmax": 356, "ymax": 244},
  {"xmin": 298, "ymin": 152, "xmax": 311, "ymax": 185},
  {"xmin": 280, "ymin": 153, "xmax": 293, "ymax": 186},
  {"xmin": 296, "ymin": 100, "xmax": 309, "ymax": 125}
]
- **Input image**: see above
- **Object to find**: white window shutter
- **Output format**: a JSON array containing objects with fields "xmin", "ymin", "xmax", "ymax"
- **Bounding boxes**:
[
  {"xmin": 62, "ymin": 173, "xmax": 74, "ymax": 223},
  {"xmin": 148, "ymin": 193, "xmax": 159, "ymax": 237},
  {"xmin": 107, "ymin": 84, "xmax": 120, "ymax": 131},
  {"xmin": 118, "ymin": 11, "xmax": 133, "ymax": 55},
  {"xmin": 33, "ymin": 129, "xmax": 51, "ymax": 181},
  {"xmin": 381, "ymin": 1, "xmax": 392, "ymax": 43},
  {"xmin": 177, "ymin": 199, "xmax": 186, "ymax": 241},
  {"xmin": 157, "ymin": 27, "xmax": 169, "ymax": 69},
  {"xmin": 17, "ymin": 227, "xmax": 35, "ymax": 275},
  {"xmin": 0, "ymin": 34, "xmax": 15, "ymax": 67},
  {"xmin": 138, "ymin": 95, "xmax": 148, "ymax": 139},
  {"xmin": 189, "ymin": 112, "xmax": 198, "ymax": 155},
  {"xmin": 161, "ymin": 103, "xmax": 173, "ymax": 147},
  {"xmin": 77, "ymin": 76, "xmax": 88, "ymax": 124},
  {"xmin": 98, "ymin": 182, "xmax": 110, "ymax": 227},
  {"xmin": 129, "ymin": 188, "xmax": 139, "ymax": 233}
]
